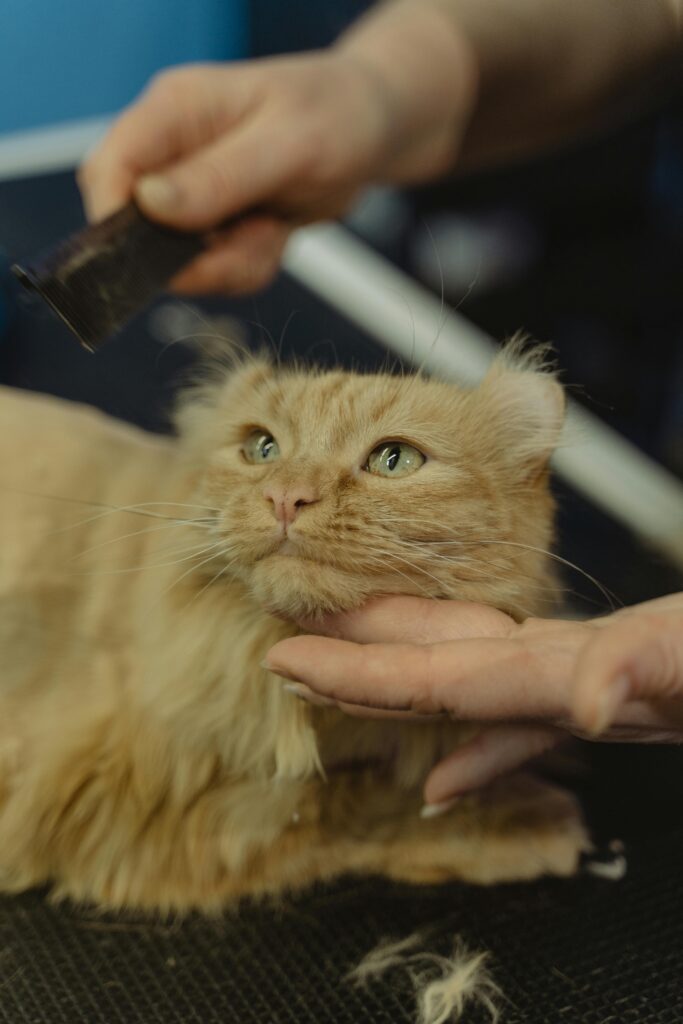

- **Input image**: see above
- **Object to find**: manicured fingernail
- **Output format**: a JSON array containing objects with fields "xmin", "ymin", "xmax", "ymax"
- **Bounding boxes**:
[
  {"xmin": 260, "ymin": 659, "xmax": 298, "ymax": 681},
  {"xmin": 419, "ymin": 797, "xmax": 459, "ymax": 819},
  {"xmin": 136, "ymin": 174, "xmax": 180, "ymax": 212},
  {"xmin": 587, "ymin": 673, "xmax": 631, "ymax": 736},
  {"xmin": 283, "ymin": 683, "xmax": 335, "ymax": 708}
]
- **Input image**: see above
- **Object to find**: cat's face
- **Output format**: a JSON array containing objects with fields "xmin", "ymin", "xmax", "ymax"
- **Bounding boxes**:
[{"xmin": 179, "ymin": 350, "xmax": 564, "ymax": 619}]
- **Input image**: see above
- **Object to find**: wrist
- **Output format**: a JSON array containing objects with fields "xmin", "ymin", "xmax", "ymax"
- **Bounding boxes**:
[{"xmin": 335, "ymin": 0, "xmax": 479, "ymax": 182}]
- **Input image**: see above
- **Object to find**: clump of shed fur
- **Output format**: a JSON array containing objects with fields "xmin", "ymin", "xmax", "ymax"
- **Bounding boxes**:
[{"xmin": 349, "ymin": 933, "xmax": 502, "ymax": 1024}]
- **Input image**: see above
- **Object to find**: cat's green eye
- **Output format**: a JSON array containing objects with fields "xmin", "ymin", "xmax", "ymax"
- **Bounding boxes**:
[
  {"xmin": 242, "ymin": 430, "xmax": 281, "ymax": 464},
  {"xmin": 364, "ymin": 441, "xmax": 425, "ymax": 478}
]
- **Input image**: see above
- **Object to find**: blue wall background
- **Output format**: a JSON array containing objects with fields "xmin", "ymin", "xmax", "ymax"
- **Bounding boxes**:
[{"xmin": 0, "ymin": 0, "xmax": 247, "ymax": 134}]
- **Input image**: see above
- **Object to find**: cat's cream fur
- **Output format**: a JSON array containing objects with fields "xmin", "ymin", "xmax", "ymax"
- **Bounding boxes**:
[{"xmin": 0, "ymin": 346, "xmax": 587, "ymax": 912}]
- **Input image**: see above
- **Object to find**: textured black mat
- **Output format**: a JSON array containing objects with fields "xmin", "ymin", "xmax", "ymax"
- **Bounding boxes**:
[{"xmin": 0, "ymin": 818, "xmax": 681, "ymax": 1024}]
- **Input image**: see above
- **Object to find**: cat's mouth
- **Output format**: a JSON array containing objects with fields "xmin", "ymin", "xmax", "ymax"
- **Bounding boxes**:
[
  {"xmin": 261, "ymin": 532, "xmax": 329, "ymax": 565},
  {"xmin": 245, "ymin": 531, "xmax": 373, "ymax": 617},
  {"xmin": 275, "ymin": 539, "xmax": 301, "ymax": 557}
]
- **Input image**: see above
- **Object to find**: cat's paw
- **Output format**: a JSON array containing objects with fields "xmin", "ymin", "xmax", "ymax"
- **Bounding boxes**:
[
  {"xmin": 456, "ymin": 773, "xmax": 591, "ymax": 884},
  {"xmin": 387, "ymin": 774, "xmax": 590, "ymax": 887}
]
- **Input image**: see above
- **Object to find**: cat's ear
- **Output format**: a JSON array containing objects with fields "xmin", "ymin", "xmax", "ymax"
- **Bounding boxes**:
[{"xmin": 479, "ymin": 342, "xmax": 565, "ymax": 475}]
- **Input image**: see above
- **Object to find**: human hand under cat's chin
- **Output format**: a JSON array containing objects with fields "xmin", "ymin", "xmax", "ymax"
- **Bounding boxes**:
[{"xmin": 264, "ymin": 593, "xmax": 683, "ymax": 812}]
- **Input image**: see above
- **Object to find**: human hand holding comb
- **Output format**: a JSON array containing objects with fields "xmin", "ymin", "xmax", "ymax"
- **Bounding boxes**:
[
  {"xmin": 78, "ymin": 0, "xmax": 677, "ymax": 300},
  {"xmin": 15, "ymin": 5, "xmax": 474, "ymax": 350},
  {"xmin": 76, "ymin": 4, "xmax": 476, "ymax": 295},
  {"xmin": 18, "ymin": 0, "xmax": 673, "ymax": 347}
]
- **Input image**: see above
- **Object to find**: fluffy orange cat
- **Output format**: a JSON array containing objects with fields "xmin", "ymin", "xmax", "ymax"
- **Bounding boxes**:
[{"xmin": 0, "ymin": 343, "xmax": 588, "ymax": 912}]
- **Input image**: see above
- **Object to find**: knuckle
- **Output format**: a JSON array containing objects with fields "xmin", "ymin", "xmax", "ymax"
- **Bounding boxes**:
[
  {"xmin": 411, "ymin": 600, "xmax": 438, "ymax": 644},
  {"xmin": 195, "ymin": 155, "xmax": 235, "ymax": 205},
  {"xmin": 270, "ymin": 67, "xmax": 318, "ymax": 110},
  {"xmin": 509, "ymin": 637, "xmax": 537, "ymax": 675},
  {"xmin": 145, "ymin": 69, "xmax": 175, "ymax": 101},
  {"xmin": 601, "ymin": 612, "xmax": 661, "ymax": 652},
  {"xmin": 363, "ymin": 647, "xmax": 395, "ymax": 692},
  {"xmin": 147, "ymin": 65, "xmax": 190, "ymax": 96},
  {"xmin": 148, "ymin": 63, "xmax": 215, "ymax": 98},
  {"xmin": 205, "ymin": 255, "xmax": 275, "ymax": 297},
  {"xmin": 231, "ymin": 262, "xmax": 276, "ymax": 295},
  {"xmin": 418, "ymin": 646, "xmax": 444, "ymax": 713},
  {"xmin": 293, "ymin": 119, "xmax": 339, "ymax": 182},
  {"xmin": 145, "ymin": 65, "xmax": 202, "ymax": 113},
  {"xmin": 267, "ymin": 89, "xmax": 340, "ymax": 181},
  {"xmin": 638, "ymin": 610, "xmax": 674, "ymax": 635}
]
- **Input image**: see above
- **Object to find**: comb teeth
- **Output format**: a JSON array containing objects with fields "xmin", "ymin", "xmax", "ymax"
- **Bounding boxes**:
[{"xmin": 12, "ymin": 203, "xmax": 206, "ymax": 351}]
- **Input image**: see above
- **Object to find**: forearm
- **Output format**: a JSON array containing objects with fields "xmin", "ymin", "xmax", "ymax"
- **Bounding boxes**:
[
  {"xmin": 335, "ymin": 0, "xmax": 479, "ymax": 181},
  {"xmin": 448, "ymin": 0, "xmax": 682, "ymax": 166},
  {"xmin": 337, "ymin": 0, "xmax": 682, "ymax": 178}
]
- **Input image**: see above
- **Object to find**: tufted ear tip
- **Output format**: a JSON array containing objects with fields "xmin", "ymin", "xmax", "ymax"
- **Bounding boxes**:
[{"xmin": 481, "ymin": 342, "xmax": 566, "ymax": 470}]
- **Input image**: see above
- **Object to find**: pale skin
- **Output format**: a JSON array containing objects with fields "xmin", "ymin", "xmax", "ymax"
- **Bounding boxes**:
[
  {"xmin": 78, "ymin": 0, "xmax": 683, "ymax": 806},
  {"xmin": 263, "ymin": 595, "xmax": 683, "ymax": 808}
]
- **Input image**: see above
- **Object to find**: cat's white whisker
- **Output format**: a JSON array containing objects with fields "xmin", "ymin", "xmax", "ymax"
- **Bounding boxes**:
[
  {"xmin": 178, "ymin": 561, "xmax": 233, "ymax": 612},
  {"xmin": 365, "ymin": 513, "xmax": 615, "ymax": 609},
  {"xmin": 362, "ymin": 553, "xmax": 439, "ymax": 601},
  {"xmin": 49, "ymin": 500, "xmax": 219, "ymax": 535},
  {"xmin": 72, "ymin": 519, "xmax": 214, "ymax": 560},
  {"xmin": 382, "ymin": 552, "xmax": 448, "ymax": 592},
  {"xmin": 381, "ymin": 536, "xmax": 555, "ymax": 590},
  {"xmin": 70, "ymin": 541, "xmax": 223, "ymax": 577},
  {"xmin": 364, "ymin": 529, "xmax": 506, "ymax": 578},
  {"xmin": 427, "ymin": 538, "xmax": 617, "ymax": 609},
  {"xmin": 158, "ymin": 546, "xmax": 231, "ymax": 600},
  {"xmin": 363, "ymin": 531, "xmax": 562, "ymax": 612},
  {"xmin": 0, "ymin": 488, "xmax": 211, "ymax": 533}
]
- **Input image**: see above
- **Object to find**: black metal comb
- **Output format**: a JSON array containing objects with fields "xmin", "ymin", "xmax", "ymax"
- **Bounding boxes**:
[{"xmin": 11, "ymin": 202, "xmax": 209, "ymax": 352}]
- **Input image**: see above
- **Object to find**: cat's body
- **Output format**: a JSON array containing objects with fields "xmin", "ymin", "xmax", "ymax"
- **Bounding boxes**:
[{"xmin": 0, "ymin": 350, "xmax": 587, "ymax": 912}]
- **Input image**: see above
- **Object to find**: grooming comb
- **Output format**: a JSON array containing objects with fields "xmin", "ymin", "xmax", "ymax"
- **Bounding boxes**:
[{"xmin": 12, "ymin": 202, "xmax": 214, "ymax": 352}]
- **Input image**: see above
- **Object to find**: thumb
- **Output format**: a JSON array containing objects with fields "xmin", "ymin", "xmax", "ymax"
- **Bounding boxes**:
[
  {"xmin": 572, "ymin": 608, "xmax": 683, "ymax": 736},
  {"xmin": 135, "ymin": 118, "xmax": 303, "ymax": 231}
]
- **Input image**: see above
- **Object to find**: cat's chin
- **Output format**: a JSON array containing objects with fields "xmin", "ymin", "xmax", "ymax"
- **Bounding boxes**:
[{"xmin": 247, "ymin": 553, "xmax": 372, "ymax": 619}]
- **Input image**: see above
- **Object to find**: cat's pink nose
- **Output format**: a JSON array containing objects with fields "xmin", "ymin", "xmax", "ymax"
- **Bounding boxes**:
[{"xmin": 263, "ymin": 483, "xmax": 318, "ymax": 527}]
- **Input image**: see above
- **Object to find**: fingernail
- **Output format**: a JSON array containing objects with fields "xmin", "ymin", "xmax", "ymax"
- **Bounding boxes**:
[
  {"xmin": 587, "ymin": 673, "xmax": 630, "ymax": 736},
  {"xmin": 136, "ymin": 174, "xmax": 180, "ymax": 212},
  {"xmin": 260, "ymin": 659, "xmax": 298, "ymax": 681},
  {"xmin": 419, "ymin": 797, "xmax": 460, "ymax": 819},
  {"xmin": 283, "ymin": 683, "xmax": 335, "ymax": 708}
]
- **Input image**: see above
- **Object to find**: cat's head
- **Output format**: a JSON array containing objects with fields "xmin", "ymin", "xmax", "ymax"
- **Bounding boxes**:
[{"xmin": 176, "ymin": 343, "xmax": 564, "ymax": 620}]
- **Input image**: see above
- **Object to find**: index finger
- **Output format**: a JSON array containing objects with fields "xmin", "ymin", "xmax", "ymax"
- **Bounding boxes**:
[
  {"xmin": 296, "ymin": 595, "xmax": 516, "ymax": 645},
  {"xmin": 79, "ymin": 65, "xmax": 241, "ymax": 221},
  {"xmin": 265, "ymin": 633, "xmax": 576, "ymax": 722}
]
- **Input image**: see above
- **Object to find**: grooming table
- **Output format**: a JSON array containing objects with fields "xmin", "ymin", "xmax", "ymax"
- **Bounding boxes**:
[{"xmin": 0, "ymin": 780, "xmax": 682, "ymax": 1024}]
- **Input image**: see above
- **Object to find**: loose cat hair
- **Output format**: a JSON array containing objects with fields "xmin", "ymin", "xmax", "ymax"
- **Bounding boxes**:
[
  {"xmin": 0, "ymin": 339, "xmax": 588, "ymax": 917},
  {"xmin": 349, "ymin": 933, "xmax": 502, "ymax": 1024}
]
